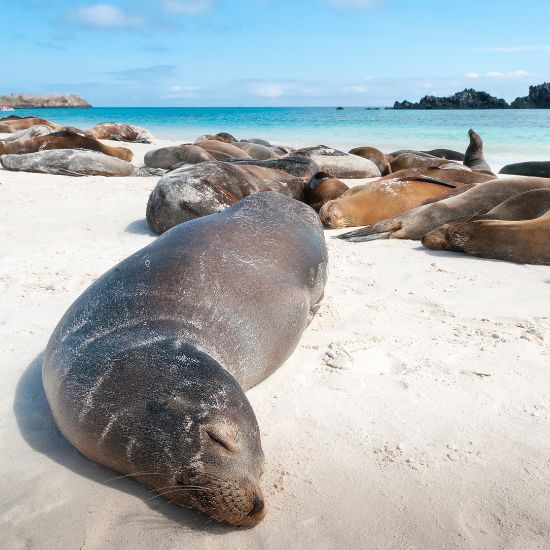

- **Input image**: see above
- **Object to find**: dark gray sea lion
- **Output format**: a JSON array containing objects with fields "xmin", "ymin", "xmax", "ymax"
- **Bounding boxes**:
[
  {"xmin": 0, "ymin": 150, "xmax": 141, "ymax": 177},
  {"xmin": 464, "ymin": 129, "xmax": 494, "ymax": 174},
  {"xmin": 196, "ymin": 140, "xmax": 252, "ymax": 160},
  {"xmin": 42, "ymin": 191, "xmax": 327, "ymax": 527},
  {"xmin": 85, "ymin": 123, "xmax": 154, "ymax": 144},
  {"xmin": 337, "ymin": 177, "xmax": 550, "ymax": 242},
  {"xmin": 348, "ymin": 147, "xmax": 392, "ymax": 175},
  {"xmin": 291, "ymin": 145, "xmax": 381, "ymax": 178},
  {"xmin": 390, "ymin": 152, "xmax": 468, "ymax": 173},
  {"xmin": 422, "ymin": 189, "xmax": 550, "ymax": 252},
  {"xmin": 303, "ymin": 172, "xmax": 350, "ymax": 212},
  {"xmin": 423, "ymin": 149, "xmax": 465, "ymax": 162},
  {"xmin": 225, "ymin": 156, "xmax": 320, "ymax": 178},
  {"xmin": 194, "ymin": 132, "xmax": 238, "ymax": 143},
  {"xmin": 0, "ymin": 130, "xmax": 133, "ymax": 161},
  {"xmin": 243, "ymin": 138, "xmax": 272, "ymax": 147},
  {"xmin": 232, "ymin": 142, "xmax": 280, "ymax": 160},
  {"xmin": 144, "ymin": 144, "xmax": 215, "ymax": 170},
  {"xmin": 499, "ymin": 161, "xmax": 550, "ymax": 178},
  {"xmin": 146, "ymin": 161, "xmax": 307, "ymax": 233},
  {"xmin": 0, "ymin": 124, "xmax": 56, "ymax": 141}
]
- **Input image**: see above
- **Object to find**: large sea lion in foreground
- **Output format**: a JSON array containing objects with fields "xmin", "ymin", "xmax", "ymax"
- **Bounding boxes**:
[
  {"xmin": 319, "ymin": 174, "xmax": 473, "ymax": 229},
  {"xmin": 464, "ymin": 129, "xmax": 494, "ymax": 175},
  {"xmin": 0, "ymin": 116, "xmax": 63, "ymax": 133},
  {"xmin": 499, "ymin": 161, "xmax": 550, "ymax": 178},
  {"xmin": 423, "ymin": 209, "xmax": 550, "ymax": 265},
  {"xmin": 85, "ymin": 123, "xmax": 154, "ymax": 144},
  {"xmin": 337, "ymin": 178, "xmax": 550, "ymax": 242},
  {"xmin": 0, "ymin": 130, "xmax": 133, "ymax": 161},
  {"xmin": 144, "ymin": 144, "xmax": 215, "ymax": 170},
  {"xmin": 292, "ymin": 146, "xmax": 381, "ymax": 178},
  {"xmin": 348, "ymin": 147, "xmax": 392, "ymax": 175},
  {"xmin": 43, "ymin": 192, "xmax": 328, "ymax": 527},
  {"xmin": 422, "ymin": 189, "xmax": 550, "ymax": 252},
  {"xmin": 0, "ymin": 150, "xmax": 141, "ymax": 177},
  {"xmin": 303, "ymin": 172, "xmax": 350, "ymax": 212},
  {"xmin": 146, "ymin": 161, "xmax": 307, "ymax": 233}
]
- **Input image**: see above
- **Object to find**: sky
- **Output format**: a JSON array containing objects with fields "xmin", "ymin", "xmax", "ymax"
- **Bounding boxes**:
[{"xmin": 4, "ymin": 0, "xmax": 550, "ymax": 106}]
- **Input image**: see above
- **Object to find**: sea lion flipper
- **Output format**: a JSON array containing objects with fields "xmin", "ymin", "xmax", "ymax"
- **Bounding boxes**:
[{"xmin": 336, "ymin": 218, "xmax": 402, "ymax": 242}]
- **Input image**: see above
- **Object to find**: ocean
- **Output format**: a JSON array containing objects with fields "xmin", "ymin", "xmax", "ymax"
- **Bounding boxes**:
[{"xmin": 9, "ymin": 107, "xmax": 550, "ymax": 171}]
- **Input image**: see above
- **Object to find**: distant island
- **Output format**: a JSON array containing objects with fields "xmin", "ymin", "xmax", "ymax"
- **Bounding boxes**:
[
  {"xmin": 0, "ymin": 93, "xmax": 92, "ymax": 109},
  {"xmin": 393, "ymin": 82, "xmax": 550, "ymax": 110}
]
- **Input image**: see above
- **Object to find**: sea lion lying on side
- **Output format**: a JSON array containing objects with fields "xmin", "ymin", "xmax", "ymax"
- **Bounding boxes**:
[{"xmin": 85, "ymin": 122, "xmax": 154, "ymax": 144}]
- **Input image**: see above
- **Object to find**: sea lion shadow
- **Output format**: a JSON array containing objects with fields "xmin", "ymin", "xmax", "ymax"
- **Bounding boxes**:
[
  {"xmin": 13, "ymin": 353, "xmax": 233, "ymax": 535},
  {"xmin": 125, "ymin": 219, "xmax": 156, "ymax": 236}
]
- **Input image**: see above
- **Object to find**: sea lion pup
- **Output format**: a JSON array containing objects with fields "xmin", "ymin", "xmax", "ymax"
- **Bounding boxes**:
[
  {"xmin": 232, "ymin": 142, "xmax": 280, "ymax": 160},
  {"xmin": 43, "ymin": 192, "xmax": 328, "ymax": 527},
  {"xmin": 0, "ymin": 150, "xmax": 140, "ymax": 177},
  {"xmin": 0, "ymin": 130, "xmax": 133, "ymax": 161},
  {"xmin": 348, "ymin": 146, "xmax": 392, "ymax": 175},
  {"xmin": 319, "ymin": 173, "xmax": 473, "ymax": 229},
  {"xmin": 390, "ymin": 152, "xmax": 468, "ymax": 173},
  {"xmin": 195, "ymin": 140, "xmax": 252, "ymax": 160},
  {"xmin": 422, "ymin": 189, "xmax": 550, "ymax": 251},
  {"xmin": 303, "ymin": 172, "xmax": 350, "ymax": 212},
  {"xmin": 499, "ymin": 161, "xmax": 550, "ymax": 178},
  {"xmin": 0, "ymin": 124, "xmax": 57, "ymax": 141},
  {"xmin": 146, "ymin": 161, "xmax": 307, "ymax": 233},
  {"xmin": 0, "ymin": 116, "xmax": 63, "ymax": 133},
  {"xmin": 84, "ymin": 122, "xmax": 154, "ymax": 144},
  {"xmin": 337, "ymin": 177, "xmax": 550, "ymax": 242},
  {"xmin": 144, "ymin": 144, "xmax": 215, "ymax": 170},
  {"xmin": 291, "ymin": 145, "xmax": 381, "ymax": 178},
  {"xmin": 464, "ymin": 129, "xmax": 494, "ymax": 175}
]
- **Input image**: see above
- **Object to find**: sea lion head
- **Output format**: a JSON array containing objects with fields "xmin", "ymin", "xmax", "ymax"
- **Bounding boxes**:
[
  {"xmin": 117, "ymin": 341, "xmax": 266, "ymax": 527},
  {"xmin": 422, "ymin": 218, "xmax": 477, "ymax": 252},
  {"xmin": 468, "ymin": 129, "xmax": 483, "ymax": 148}
]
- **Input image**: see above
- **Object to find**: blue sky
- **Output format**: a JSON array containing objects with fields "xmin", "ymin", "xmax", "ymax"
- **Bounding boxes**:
[{"xmin": 5, "ymin": 0, "xmax": 550, "ymax": 106}]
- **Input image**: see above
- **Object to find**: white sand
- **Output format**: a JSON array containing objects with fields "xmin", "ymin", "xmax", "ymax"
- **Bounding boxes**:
[{"xmin": 1, "ymin": 141, "xmax": 550, "ymax": 549}]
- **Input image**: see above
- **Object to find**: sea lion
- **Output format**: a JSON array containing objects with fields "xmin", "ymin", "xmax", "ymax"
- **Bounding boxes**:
[
  {"xmin": 225, "ymin": 156, "xmax": 320, "ymax": 178},
  {"xmin": 0, "ymin": 130, "xmax": 133, "ymax": 161},
  {"xmin": 243, "ymin": 138, "xmax": 272, "ymax": 147},
  {"xmin": 0, "ymin": 116, "xmax": 63, "ymax": 133},
  {"xmin": 464, "ymin": 129, "xmax": 494, "ymax": 175},
  {"xmin": 319, "ymin": 174, "xmax": 473, "ymax": 229},
  {"xmin": 42, "ymin": 191, "xmax": 327, "ymax": 527},
  {"xmin": 85, "ymin": 123, "xmax": 154, "ymax": 144},
  {"xmin": 144, "ymin": 144, "xmax": 215, "ymax": 170},
  {"xmin": 422, "ymin": 149, "xmax": 465, "ymax": 161},
  {"xmin": 0, "ymin": 149, "xmax": 141, "ymax": 177},
  {"xmin": 381, "ymin": 168, "xmax": 494, "ymax": 185},
  {"xmin": 303, "ymin": 172, "xmax": 350, "ymax": 212},
  {"xmin": 499, "ymin": 161, "xmax": 550, "ymax": 178},
  {"xmin": 196, "ymin": 140, "xmax": 252, "ymax": 160},
  {"xmin": 232, "ymin": 142, "xmax": 280, "ymax": 160},
  {"xmin": 422, "ymin": 209, "xmax": 550, "ymax": 265},
  {"xmin": 146, "ymin": 161, "xmax": 307, "ymax": 233},
  {"xmin": 422, "ymin": 189, "xmax": 550, "ymax": 252},
  {"xmin": 348, "ymin": 147, "xmax": 392, "ymax": 175},
  {"xmin": 390, "ymin": 152, "xmax": 467, "ymax": 173},
  {"xmin": 337, "ymin": 177, "xmax": 550, "ymax": 242},
  {"xmin": 0, "ymin": 124, "xmax": 57, "ymax": 142},
  {"xmin": 291, "ymin": 146, "xmax": 381, "ymax": 178}
]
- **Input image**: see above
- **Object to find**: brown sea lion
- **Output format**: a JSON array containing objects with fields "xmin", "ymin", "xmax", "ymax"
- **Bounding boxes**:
[
  {"xmin": 146, "ymin": 161, "xmax": 307, "ymax": 233},
  {"xmin": 0, "ymin": 116, "xmax": 63, "ymax": 133},
  {"xmin": 378, "ymin": 168, "xmax": 495, "ymax": 185},
  {"xmin": 84, "ymin": 123, "xmax": 153, "ymax": 144},
  {"xmin": 196, "ymin": 140, "xmax": 252, "ymax": 160},
  {"xmin": 422, "ymin": 189, "xmax": 550, "ymax": 252},
  {"xmin": 348, "ymin": 147, "xmax": 392, "ymax": 175},
  {"xmin": 303, "ymin": 172, "xmax": 350, "ymax": 212},
  {"xmin": 0, "ymin": 130, "xmax": 133, "ymax": 161},
  {"xmin": 423, "ymin": 209, "xmax": 550, "ymax": 265},
  {"xmin": 337, "ymin": 177, "xmax": 550, "ymax": 242},
  {"xmin": 144, "ymin": 144, "xmax": 215, "ymax": 170},
  {"xmin": 464, "ymin": 129, "xmax": 494, "ymax": 175},
  {"xmin": 195, "ymin": 132, "xmax": 238, "ymax": 143},
  {"xmin": 42, "ymin": 191, "xmax": 328, "ymax": 527},
  {"xmin": 232, "ymin": 142, "xmax": 280, "ymax": 160},
  {"xmin": 422, "ymin": 149, "xmax": 465, "ymax": 162},
  {"xmin": 319, "ymin": 174, "xmax": 472, "ymax": 229},
  {"xmin": 390, "ymin": 152, "xmax": 467, "ymax": 173}
]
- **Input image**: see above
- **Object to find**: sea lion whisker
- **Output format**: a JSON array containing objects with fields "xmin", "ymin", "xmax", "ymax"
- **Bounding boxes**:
[{"xmin": 106, "ymin": 471, "xmax": 162, "ymax": 482}]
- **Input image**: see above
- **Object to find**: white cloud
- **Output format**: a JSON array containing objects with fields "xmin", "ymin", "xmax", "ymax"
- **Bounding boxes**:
[
  {"xmin": 163, "ymin": 0, "xmax": 214, "ymax": 15},
  {"xmin": 486, "ymin": 70, "xmax": 530, "ymax": 78},
  {"xmin": 475, "ymin": 45, "xmax": 550, "ymax": 53},
  {"xmin": 66, "ymin": 4, "xmax": 144, "ymax": 28},
  {"xmin": 466, "ymin": 72, "xmax": 480, "ymax": 78}
]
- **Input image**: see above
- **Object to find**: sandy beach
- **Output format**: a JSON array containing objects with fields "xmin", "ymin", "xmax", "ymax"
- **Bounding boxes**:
[{"xmin": 1, "ymin": 140, "xmax": 550, "ymax": 549}]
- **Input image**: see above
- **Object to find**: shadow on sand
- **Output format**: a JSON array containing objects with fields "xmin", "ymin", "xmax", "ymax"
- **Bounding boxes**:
[
  {"xmin": 13, "ymin": 352, "xmax": 233, "ymax": 535},
  {"xmin": 125, "ymin": 219, "xmax": 156, "ymax": 236}
]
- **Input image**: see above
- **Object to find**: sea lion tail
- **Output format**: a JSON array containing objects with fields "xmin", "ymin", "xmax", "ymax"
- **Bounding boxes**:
[{"xmin": 335, "ymin": 218, "xmax": 402, "ymax": 242}]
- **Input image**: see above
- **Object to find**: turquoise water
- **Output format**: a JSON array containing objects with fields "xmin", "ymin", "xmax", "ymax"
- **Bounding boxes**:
[{"xmin": 9, "ymin": 107, "xmax": 550, "ymax": 170}]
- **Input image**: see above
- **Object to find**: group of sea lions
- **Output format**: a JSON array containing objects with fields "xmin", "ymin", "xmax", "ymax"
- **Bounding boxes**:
[{"xmin": 0, "ymin": 115, "xmax": 153, "ymax": 176}]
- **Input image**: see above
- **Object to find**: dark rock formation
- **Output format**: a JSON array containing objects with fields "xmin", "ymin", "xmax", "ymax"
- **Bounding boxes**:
[
  {"xmin": 393, "ymin": 88, "xmax": 509, "ymax": 110},
  {"xmin": 0, "ymin": 93, "xmax": 91, "ymax": 109},
  {"xmin": 511, "ymin": 83, "xmax": 550, "ymax": 109}
]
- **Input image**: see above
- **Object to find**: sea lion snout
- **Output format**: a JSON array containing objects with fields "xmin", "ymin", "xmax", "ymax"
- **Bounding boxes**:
[
  {"xmin": 319, "ymin": 201, "xmax": 344, "ymax": 228},
  {"xmin": 421, "ymin": 227, "xmax": 449, "ymax": 250}
]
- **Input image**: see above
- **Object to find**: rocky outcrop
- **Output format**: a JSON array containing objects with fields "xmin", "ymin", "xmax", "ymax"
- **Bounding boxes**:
[
  {"xmin": 393, "ymin": 89, "xmax": 509, "ymax": 110},
  {"xmin": 511, "ymin": 83, "xmax": 550, "ymax": 109},
  {"xmin": 0, "ymin": 93, "xmax": 91, "ymax": 109}
]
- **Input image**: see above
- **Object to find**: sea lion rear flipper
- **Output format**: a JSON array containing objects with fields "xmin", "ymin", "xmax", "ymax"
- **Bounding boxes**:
[{"xmin": 335, "ymin": 218, "xmax": 402, "ymax": 242}]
